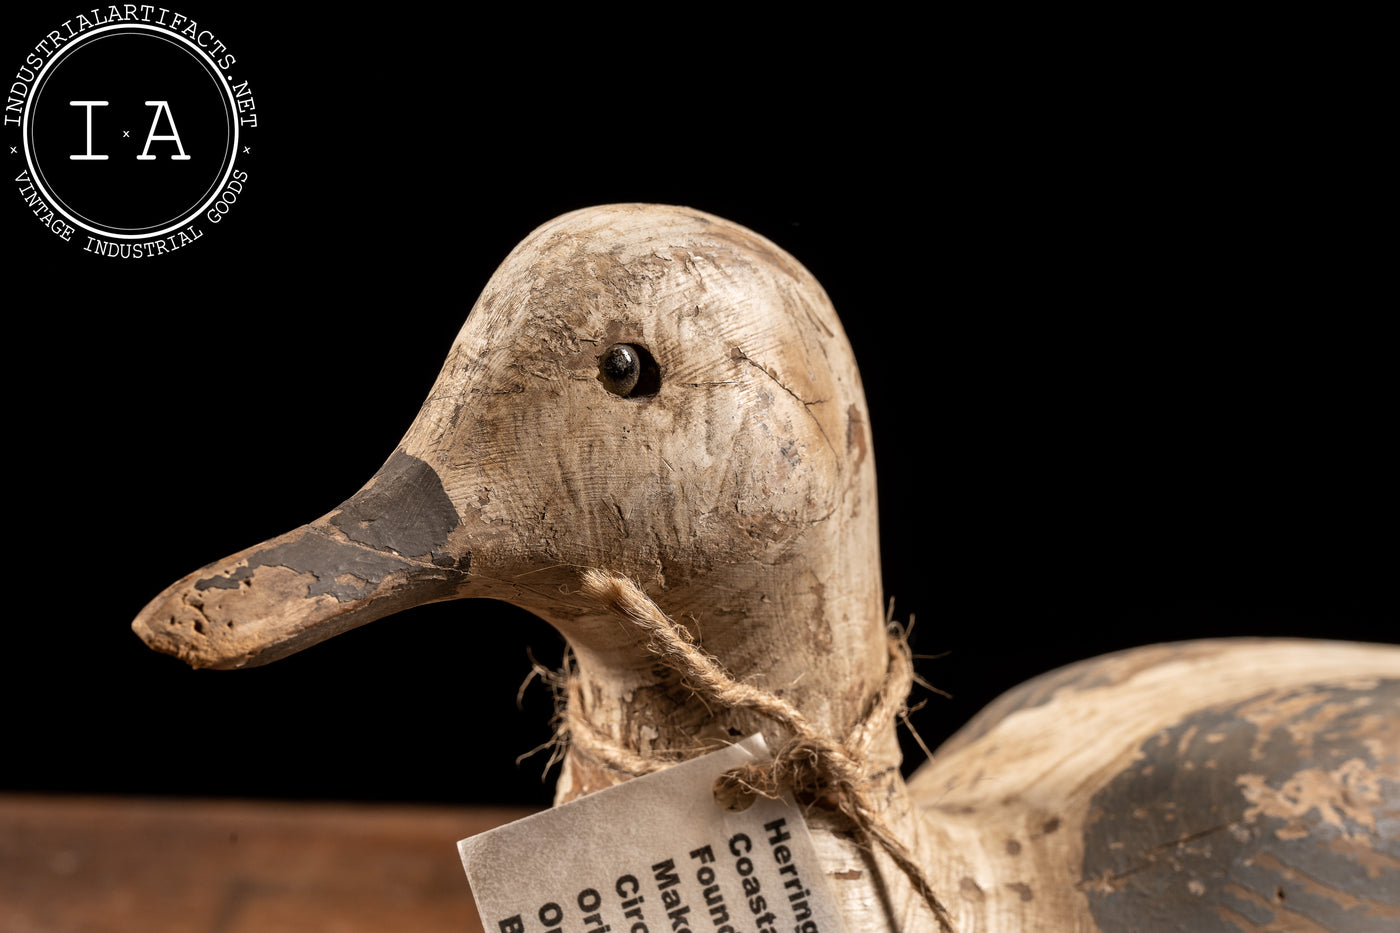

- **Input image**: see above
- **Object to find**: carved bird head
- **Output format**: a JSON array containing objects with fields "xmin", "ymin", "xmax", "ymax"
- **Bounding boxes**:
[{"xmin": 132, "ymin": 205, "xmax": 885, "ymax": 739}]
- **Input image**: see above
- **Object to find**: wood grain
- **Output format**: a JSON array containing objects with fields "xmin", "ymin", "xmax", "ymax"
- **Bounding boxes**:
[{"xmin": 0, "ymin": 794, "xmax": 531, "ymax": 933}]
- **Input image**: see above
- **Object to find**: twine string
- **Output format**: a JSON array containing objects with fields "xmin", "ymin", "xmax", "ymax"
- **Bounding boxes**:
[{"xmin": 574, "ymin": 569, "xmax": 956, "ymax": 933}]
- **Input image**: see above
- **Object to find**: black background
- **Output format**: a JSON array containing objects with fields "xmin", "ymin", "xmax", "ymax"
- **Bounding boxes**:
[{"xmin": 5, "ymin": 8, "xmax": 1393, "ymax": 810}]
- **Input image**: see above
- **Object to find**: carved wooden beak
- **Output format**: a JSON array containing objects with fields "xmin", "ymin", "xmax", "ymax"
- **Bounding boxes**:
[{"xmin": 131, "ymin": 448, "xmax": 474, "ymax": 669}]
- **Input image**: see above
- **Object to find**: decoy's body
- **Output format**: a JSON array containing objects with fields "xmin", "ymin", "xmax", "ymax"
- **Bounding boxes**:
[{"xmin": 134, "ymin": 205, "xmax": 1400, "ymax": 931}]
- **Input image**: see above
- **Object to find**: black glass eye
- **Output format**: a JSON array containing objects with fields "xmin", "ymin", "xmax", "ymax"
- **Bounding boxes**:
[
  {"xmin": 600, "ymin": 344, "xmax": 641, "ymax": 396},
  {"xmin": 598, "ymin": 343, "xmax": 660, "ymax": 398}
]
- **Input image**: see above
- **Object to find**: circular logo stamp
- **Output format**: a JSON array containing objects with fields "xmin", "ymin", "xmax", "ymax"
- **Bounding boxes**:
[{"xmin": 7, "ymin": 8, "xmax": 256, "ymax": 257}]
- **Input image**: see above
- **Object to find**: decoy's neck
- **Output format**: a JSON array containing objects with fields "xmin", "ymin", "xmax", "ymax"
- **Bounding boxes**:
[{"xmin": 529, "ymin": 494, "xmax": 892, "ymax": 802}]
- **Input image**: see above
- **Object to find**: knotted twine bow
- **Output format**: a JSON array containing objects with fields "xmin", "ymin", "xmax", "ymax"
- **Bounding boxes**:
[{"xmin": 573, "ymin": 569, "xmax": 956, "ymax": 933}]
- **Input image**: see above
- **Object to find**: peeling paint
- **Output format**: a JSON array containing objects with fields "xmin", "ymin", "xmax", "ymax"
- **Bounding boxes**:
[
  {"xmin": 1083, "ymin": 679, "xmax": 1400, "ymax": 932},
  {"xmin": 194, "ymin": 531, "xmax": 411, "ymax": 602},
  {"xmin": 194, "ymin": 450, "xmax": 461, "ymax": 603},
  {"xmin": 329, "ymin": 449, "xmax": 460, "ymax": 562}
]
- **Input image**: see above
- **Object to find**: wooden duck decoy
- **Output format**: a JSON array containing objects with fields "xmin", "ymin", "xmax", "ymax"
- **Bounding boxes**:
[{"xmin": 132, "ymin": 204, "xmax": 1400, "ymax": 932}]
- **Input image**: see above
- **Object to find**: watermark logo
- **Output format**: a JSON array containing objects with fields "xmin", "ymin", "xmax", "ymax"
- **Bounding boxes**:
[{"xmin": 7, "ymin": 8, "xmax": 257, "ymax": 258}]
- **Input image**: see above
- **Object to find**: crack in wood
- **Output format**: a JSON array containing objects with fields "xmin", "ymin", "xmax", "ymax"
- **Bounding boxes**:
[
  {"xmin": 1078, "ymin": 821, "xmax": 1241, "ymax": 893},
  {"xmin": 732, "ymin": 347, "xmax": 838, "ymax": 468}
]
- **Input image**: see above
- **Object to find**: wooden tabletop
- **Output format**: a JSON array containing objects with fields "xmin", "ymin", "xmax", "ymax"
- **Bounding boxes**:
[{"xmin": 0, "ymin": 794, "xmax": 535, "ymax": 932}]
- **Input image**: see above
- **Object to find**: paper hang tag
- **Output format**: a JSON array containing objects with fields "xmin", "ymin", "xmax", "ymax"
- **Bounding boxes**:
[{"xmin": 460, "ymin": 734, "xmax": 848, "ymax": 933}]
